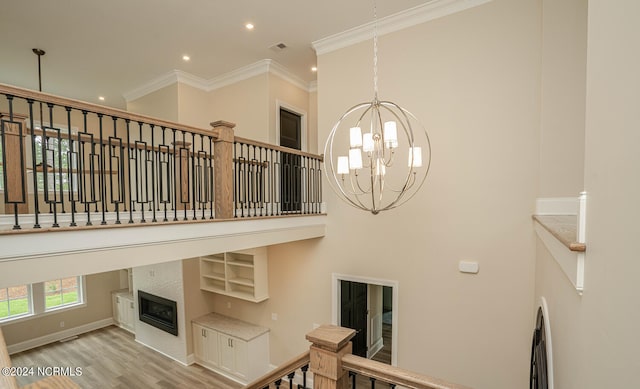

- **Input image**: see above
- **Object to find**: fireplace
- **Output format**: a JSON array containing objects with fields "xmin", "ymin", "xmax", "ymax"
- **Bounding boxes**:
[{"xmin": 138, "ymin": 291, "xmax": 178, "ymax": 336}]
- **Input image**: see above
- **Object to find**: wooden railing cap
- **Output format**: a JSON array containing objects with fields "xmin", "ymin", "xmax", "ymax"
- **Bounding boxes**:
[
  {"xmin": 210, "ymin": 120, "xmax": 236, "ymax": 129},
  {"xmin": 305, "ymin": 324, "xmax": 356, "ymax": 352}
]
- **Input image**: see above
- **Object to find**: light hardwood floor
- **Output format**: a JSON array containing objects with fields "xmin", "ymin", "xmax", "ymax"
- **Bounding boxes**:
[{"xmin": 11, "ymin": 326, "xmax": 242, "ymax": 389}]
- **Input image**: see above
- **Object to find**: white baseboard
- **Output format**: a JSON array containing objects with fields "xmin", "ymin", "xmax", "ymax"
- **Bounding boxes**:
[
  {"xmin": 186, "ymin": 353, "xmax": 195, "ymax": 365},
  {"xmin": 368, "ymin": 338, "xmax": 384, "ymax": 359},
  {"xmin": 7, "ymin": 317, "xmax": 114, "ymax": 355},
  {"xmin": 134, "ymin": 339, "xmax": 189, "ymax": 366}
]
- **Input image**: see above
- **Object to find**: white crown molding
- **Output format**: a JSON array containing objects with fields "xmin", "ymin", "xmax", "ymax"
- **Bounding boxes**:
[
  {"xmin": 308, "ymin": 80, "xmax": 318, "ymax": 93},
  {"xmin": 205, "ymin": 59, "xmax": 272, "ymax": 91},
  {"xmin": 123, "ymin": 70, "xmax": 181, "ymax": 102},
  {"xmin": 268, "ymin": 60, "xmax": 310, "ymax": 92},
  {"xmin": 123, "ymin": 60, "xmax": 315, "ymax": 103},
  {"xmin": 312, "ymin": 0, "xmax": 493, "ymax": 55}
]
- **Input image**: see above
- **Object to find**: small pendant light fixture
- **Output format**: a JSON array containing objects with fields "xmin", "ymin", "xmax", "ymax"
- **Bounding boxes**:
[{"xmin": 323, "ymin": 1, "xmax": 431, "ymax": 215}]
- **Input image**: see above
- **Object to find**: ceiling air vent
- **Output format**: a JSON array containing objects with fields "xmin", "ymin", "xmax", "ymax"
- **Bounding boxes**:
[{"xmin": 270, "ymin": 42, "xmax": 287, "ymax": 51}]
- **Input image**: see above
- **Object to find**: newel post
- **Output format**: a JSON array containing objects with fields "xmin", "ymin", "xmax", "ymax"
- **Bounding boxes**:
[
  {"xmin": 306, "ymin": 325, "xmax": 356, "ymax": 389},
  {"xmin": 210, "ymin": 120, "xmax": 235, "ymax": 219}
]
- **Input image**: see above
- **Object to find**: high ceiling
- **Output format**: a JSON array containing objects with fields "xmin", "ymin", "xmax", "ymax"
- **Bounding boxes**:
[{"xmin": 0, "ymin": 0, "xmax": 430, "ymax": 109}]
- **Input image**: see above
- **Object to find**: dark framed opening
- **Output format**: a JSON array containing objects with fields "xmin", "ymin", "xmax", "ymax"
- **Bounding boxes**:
[
  {"xmin": 138, "ymin": 290, "xmax": 178, "ymax": 336},
  {"xmin": 279, "ymin": 108, "xmax": 302, "ymax": 213}
]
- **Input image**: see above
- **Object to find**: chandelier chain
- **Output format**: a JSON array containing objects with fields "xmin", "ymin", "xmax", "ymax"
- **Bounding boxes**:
[{"xmin": 373, "ymin": 0, "xmax": 379, "ymax": 100}]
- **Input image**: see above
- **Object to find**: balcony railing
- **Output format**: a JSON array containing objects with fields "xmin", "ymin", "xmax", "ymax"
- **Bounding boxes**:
[
  {"xmin": 0, "ymin": 83, "xmax": 323, "ymax": 231},
  {"xmin": 243, "ymin": 325, "xmax": 471, "ymax": 389}
]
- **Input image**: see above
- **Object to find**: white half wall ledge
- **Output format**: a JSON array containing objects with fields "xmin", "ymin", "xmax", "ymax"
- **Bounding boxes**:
[
  {"xmin": 0, "ymin": 215, "xmax": 326, "ymax": 287},
  {"xmin": 533, "ymin": 194, "xmax": 587, "ymax": 294}
]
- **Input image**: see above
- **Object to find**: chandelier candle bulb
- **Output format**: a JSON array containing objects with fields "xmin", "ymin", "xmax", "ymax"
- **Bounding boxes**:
[
  {"xmin": 349, "ymin": 148, "xmax": 363, "ymax": 170},
  {"xmin": 337, "ymin": 156, "xmax": 349, "ymax": 175},
  {"xmin": 350, "ymin": 127, "xmax": 363, "ymax": 148},
  {"xmin": 408, "ymin": 147, "xmax": 423, "ymax": 168},
  {"xmin": 383, "ymin": 121, "xmax": 398, "ymax": 148},
  {"xmin": 362, "ymin": 132, "xmax": 374, "ymax": 152}
]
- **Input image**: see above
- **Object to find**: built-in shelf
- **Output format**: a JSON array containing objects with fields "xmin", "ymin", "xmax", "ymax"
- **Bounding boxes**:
[
  {"xmin": 533, "ymin": 194, "xmax": 587, "ymax": 294},
  {"xmin": 199, "ymin": 248, "xmax": 268, "ymax": 302}
]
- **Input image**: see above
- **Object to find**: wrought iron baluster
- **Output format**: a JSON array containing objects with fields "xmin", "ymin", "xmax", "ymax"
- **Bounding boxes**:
[
  {"xmin": 209, "ymin": 135, "xmax": 214, "ymax": 219},
  {"xmin": 26, "ymin": 100, "xmax": 40, "ymax": 228},
  {"xmin": 150, "ymin": 124, "xmax": 157, "ymax": 222},
  {"xmin": 97, "ymin": 113, "xmax": 107, "ymax": 224},
  {"xmin": 287, "ymin": 371, "xmax": 295, "ymax": 389},
  {"xmin": 66, "ymin": 107, "xmax": 77, "ymax": 226},
  {"xmin": 172, "ymin": 129, "xmax": 178, "ymax": 221},
  {"xmin": 125, "ymin": 119, "xmax": 134, "ymax": 223}
]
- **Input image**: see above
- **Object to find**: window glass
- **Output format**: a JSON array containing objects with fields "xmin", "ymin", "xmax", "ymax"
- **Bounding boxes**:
[
  {"xmin": 0, "ymin": 284, "xmax": 31, "ymax": 321},
  {"xmin": 45, "ymin": 276, "xmax": 81, "ymax": 310}
]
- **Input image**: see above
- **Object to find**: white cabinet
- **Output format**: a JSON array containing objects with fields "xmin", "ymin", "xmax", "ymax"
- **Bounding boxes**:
[
  {"xmin": 200, "ymin": 248, "xmax": 268, "ymax": 302},
  {"xmin": 192, "ymin": 313, "xmax": 269, "ymax": 384},
  {"xmin": 112, "ymin": 290, "xmax": 135, "ymax": 333},
  {"xmin": 193, "ymin": 323, "xmax": 219, "ymax": 368}
]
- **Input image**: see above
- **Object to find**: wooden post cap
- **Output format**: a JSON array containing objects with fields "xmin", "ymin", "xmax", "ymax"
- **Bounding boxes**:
[
  {"xmin": 210, "ymin": 120, "xmax": 236, "ymax": 129},
  {"xmin": 306, "ymin": 325, "xmax": 356, "ymax": 353}
]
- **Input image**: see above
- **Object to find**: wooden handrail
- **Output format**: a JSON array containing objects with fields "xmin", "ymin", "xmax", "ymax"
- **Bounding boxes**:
[
  {"xmin": 0, "ymin": 83, "xmax": 216, "ymax": 139},
  {"xmin": 235, "ymin": 136, "xmax": 323, "ymax": 161},
  {"xmin": 242, "ymin": 350, "xmax": 310, "ymax": 389},
  {"xmin": 342, "ymin": 354, "xmax": 472, "ymax": 389}
]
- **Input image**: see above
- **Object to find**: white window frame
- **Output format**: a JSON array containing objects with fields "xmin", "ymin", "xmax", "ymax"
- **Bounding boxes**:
[
  {"xmin": 0, "ymin": 276, "xmax": 86, "ymax": 325},
  {"xmin": 0, "ymin": 284, "xmax": 33, "ymax": 324}
]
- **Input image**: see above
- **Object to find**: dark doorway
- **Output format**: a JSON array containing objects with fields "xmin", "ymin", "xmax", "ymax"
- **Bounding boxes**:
[
  {"xmin": 279, "ymin": 108, "xmax": 302, "ymax": 213},
  {"xmin": 530, "ymin": 306, "xmax": 548, "ymax": 389},
  {"xmin": 340, "ymin": 280, "xmax": 368, "ymax": 357}
]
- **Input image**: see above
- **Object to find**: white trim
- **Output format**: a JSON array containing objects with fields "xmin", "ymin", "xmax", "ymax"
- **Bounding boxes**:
[
  {"xmin": 207, "ymin": 60, "xmax": 271, "ymax": 91},
  {"xmin": 122, "ymin": 71, "xmax": 182, "ymax": 102},
  {"xmin": 312, "ymin": 0, "xmax": 493, "ymax": 55},
  {"xmin": 276, "ymin": 100, "xmax": 308, "ymax": 152},
  {"xmin": 331, "ymin": 273, "xmax": 398, "ymax": 366},
  {"xmin": 6, "ymin": 317, "xmax": 114, "ymax": 355},
  {"xmin": 269, "ymin": 61, "xmax": 310, "ymax": 92},
  {"xmin": 186, "ymin": 353, "xmax": 195, "ymax": 365},
  {"xmin": 534, "ymin": 222, "xmax": 584, "ymax": 294},
  {"xmin": 123, "ymin": 60, "xmax": 315, "ymax": 103},
  {"xmin": 134, "ymin": 338, "xmax": 189, "ymax": 366}
]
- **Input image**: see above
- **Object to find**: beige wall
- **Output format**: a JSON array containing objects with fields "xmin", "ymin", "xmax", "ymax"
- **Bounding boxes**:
[
  {"xmin": 177, "ymin": 83, "xmax": 212, "ymax": 129},
  {"xmin": 1, "ymin": 270, "xmax": 121, "ymax": 346},
  {"xmin": 182, "ymin": 257, "xmax": 216, "ymax": 356},
  {"xmin": 127, "ymin": 83, "xmax": 179, "ymax": 121},
  {"xmin": 209, "ymin": 75, "xmax": 270, "ymax": 142},
  {"xmin": 205, "ymin": 1, "xmax": 541, "ymax": 388},
  {"xmin": 535, "ymin": 0, "xmax": 640, "ymax": 387},
  {"xmin": 538, "ymin": 0, "xmax": 587, "ymax": 197}
]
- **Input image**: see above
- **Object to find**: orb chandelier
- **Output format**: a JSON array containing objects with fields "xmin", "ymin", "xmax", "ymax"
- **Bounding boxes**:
[{"xmin": 323, "ymin": 1, "xmax": 431, "ymax": 215}]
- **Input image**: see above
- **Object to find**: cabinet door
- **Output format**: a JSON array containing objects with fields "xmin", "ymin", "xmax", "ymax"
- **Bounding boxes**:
[
  {"xmin": 233, "ymin": 337, "xmax": 248, "ymax": 381},
  {"xmin": 117, "ymin": 297, "xmax": 126, "ymax": 325},
  {"xmin": 218, "ymin": 333, "xmax": 235, "ymax": 374},
  {"xmin": 193, "ymin": 324, "xmax": 206, "ymax": 360},
  {"xmin": 126, "ymin": 299, "xmax": 136, "ymax": 329},
  {"xmin": 193, "ymin": 324, "xmax": 220, "ymax": 367}
]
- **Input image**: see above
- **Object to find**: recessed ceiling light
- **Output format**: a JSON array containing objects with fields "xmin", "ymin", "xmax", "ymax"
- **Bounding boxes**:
[
  {"xmin": 311, "ymin": 66, "xmax": 318, "ymax": 72},
  {"xmin": 245, "ymin": 23, "xmax": 254, "ymax": 30},
  {"xmin": 182, "ymin": 55, "xmax": 190, "ymax": 61},
  {"xmin": 98, "ymin": 96, "xmax": 105, "ymax": 101}
]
